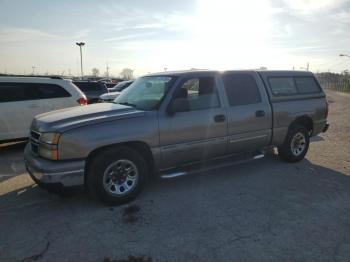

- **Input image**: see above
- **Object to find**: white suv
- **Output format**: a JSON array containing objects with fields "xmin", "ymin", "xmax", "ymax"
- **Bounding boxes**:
[{"xmin": 0, "ymin": 76, "xmax": 87, "ymax": 142}]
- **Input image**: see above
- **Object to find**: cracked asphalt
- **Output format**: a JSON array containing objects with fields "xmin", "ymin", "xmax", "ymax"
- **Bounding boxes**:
[{"xmin": 0, "ymin": 90, "xmax": 349, "ymax": 262}]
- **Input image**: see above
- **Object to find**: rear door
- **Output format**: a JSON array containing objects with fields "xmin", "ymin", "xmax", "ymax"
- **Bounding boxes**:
[
  {"xmin": 159, "ymin": 74, "xmax": 228, "ymax": 168},
  {"xmin": 221, "ymin": 72, "xmax": 272, "ymax": 153}
]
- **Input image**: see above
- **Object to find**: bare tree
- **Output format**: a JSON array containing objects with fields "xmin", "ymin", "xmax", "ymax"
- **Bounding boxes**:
[
  {"xmin": 92, "ymin": 68, "xmax": 100, "ymax": 77},
  {"xmin": 120, "ymin": 68, "xmax": 134, "ymax": 80}
]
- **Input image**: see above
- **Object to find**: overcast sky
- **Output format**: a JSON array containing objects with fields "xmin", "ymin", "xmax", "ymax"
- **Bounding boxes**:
[{"xmin": 0, "ymin": 0, "xmax": 350, "ymax": 76}]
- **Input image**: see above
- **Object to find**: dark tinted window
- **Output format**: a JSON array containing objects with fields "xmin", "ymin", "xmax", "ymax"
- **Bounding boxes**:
[
  {"xmin": 222, "ymin": 74, "xmax": 261, "ymax": 106},
  {"xmin": 175, "ymin": 77, "xmax": 220, "ymax": 111},
  {"xmin": 73, "ymin": 82, "xmax": 107, "ymax": 92},
  {"xmin": 0, "ymin": 82, "xmax": 70, "ymax": 102},
  {"xmin": 268, "ymin": 77, "xmax": 298, "ymax": 96},
  {"xmin": 295, "ymin": 77, "xmax": 321, "ymax": 93}
]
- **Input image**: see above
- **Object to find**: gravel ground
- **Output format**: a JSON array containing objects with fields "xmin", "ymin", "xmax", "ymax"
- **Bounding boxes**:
[{"xmin": 0, "ymin": 90, "xmax": 349, "ymax": 262}]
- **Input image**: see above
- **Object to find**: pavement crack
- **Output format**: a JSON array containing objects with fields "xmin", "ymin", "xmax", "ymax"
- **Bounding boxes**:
[{"xmin": 20, "ymin": 241, "xmax": 50, "ymax": 262}]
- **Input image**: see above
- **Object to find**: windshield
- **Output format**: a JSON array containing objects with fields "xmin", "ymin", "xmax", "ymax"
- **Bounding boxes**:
[
  {"xmin": 114, "ymin": 76, "xmax": 174, "ymax": 110},
  {"xmin": 110, "ymin": 81, "xmax": 132, "ymax": 92}
]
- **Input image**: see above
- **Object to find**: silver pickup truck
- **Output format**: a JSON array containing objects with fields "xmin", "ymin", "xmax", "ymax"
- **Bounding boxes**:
[{"xmin": 24, "ymin": 70, "xmax": 329, "ymax": 205}]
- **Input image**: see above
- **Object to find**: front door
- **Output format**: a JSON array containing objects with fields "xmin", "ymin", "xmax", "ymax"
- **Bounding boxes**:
[{"xmin": 159, "ymin": 75, "xmax": 228, "ymax": 169}]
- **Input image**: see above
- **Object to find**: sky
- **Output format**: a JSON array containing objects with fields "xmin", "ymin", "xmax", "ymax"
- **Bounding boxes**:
[{"xmin": 0, "ymin": 0, "xmax": 350, "ymax": 77}]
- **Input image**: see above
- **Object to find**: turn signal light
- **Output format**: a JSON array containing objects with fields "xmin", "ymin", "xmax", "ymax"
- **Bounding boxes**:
[{"xmin": 325, "ymin": 101, "xmax": 329, "ymax": 118}]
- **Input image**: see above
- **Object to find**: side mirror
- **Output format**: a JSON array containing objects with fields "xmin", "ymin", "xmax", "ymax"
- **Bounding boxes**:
[{"xmin": 168, "ymin": 98, "xmax": 190, "ymax": 115}]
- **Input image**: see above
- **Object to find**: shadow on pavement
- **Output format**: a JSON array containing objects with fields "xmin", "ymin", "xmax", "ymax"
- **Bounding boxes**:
[{"xmin": 0, "ymin": 154, "xmax": 350, "ymax": 261}]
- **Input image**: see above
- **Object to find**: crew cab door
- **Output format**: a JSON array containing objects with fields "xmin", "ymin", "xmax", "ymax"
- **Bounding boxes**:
[
  {"xmin": 220, "ymin": 72, "xmax": 272, "ymax": 153},
  {"xmin": 158, "ymin": 75, "xmax": 227, "ymax": 169}
]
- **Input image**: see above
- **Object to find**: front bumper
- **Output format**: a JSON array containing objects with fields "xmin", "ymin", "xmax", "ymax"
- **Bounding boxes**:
[{"xmin": 24, "ymin": 144, "xmax": 85, "ymax": 187}]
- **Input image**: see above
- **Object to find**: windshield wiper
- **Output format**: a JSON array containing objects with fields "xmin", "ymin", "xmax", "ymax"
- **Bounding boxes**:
[{"xmin": 117, "ymin": 101, "xmax": 137, "ymax": 108}]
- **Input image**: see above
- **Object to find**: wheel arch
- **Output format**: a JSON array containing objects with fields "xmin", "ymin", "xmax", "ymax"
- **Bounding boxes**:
[
  {"xmin": 289, "ymin": 115, "xmax": 314, "ymax": 135},
  {"xmin": 84, "ymin": 141, "xmax": 155, "ymax": 182}
]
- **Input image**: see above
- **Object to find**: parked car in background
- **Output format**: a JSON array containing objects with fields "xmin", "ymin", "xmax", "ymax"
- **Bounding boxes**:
[
  {"xmin": 25, "ymin": 70, "xmax": 329, "ymax": 205},
  {"xmin": 0, "ymin": 76, "xmax": 87, "ymax": 143},
  {"xmin": 73, "ymin": 81, "xmax": 108, "ymax": 104},
  {"xmin": 99, "ymin": 80, "xmax": 134, "ymax": 102},
  {"xmin": 98, "ymin": 78, "xmax": 121, "ymax": 89}
]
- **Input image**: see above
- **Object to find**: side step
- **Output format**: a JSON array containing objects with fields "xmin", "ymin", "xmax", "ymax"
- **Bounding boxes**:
[{"xmin": 160, "ymin": 151, "xmax": 265, "ymax": 179}]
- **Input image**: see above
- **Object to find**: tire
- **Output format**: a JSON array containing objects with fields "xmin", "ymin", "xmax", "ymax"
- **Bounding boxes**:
[
  {"xmin": 278, "ymin": 124, "xmax": 310, "ymax": 162},
  {"xmin": 86, "ymin": 147, "xmax": 148, "ymax": 205}
]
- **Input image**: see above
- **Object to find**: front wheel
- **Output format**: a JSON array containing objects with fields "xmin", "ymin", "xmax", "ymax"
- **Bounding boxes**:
[
  {"xmin": 86, "ymin": 147, "xmax": 148, "ymax": 205},
  {"xmin": 278, "ymin": 124, "xmax": 310, "ymax": 162}
]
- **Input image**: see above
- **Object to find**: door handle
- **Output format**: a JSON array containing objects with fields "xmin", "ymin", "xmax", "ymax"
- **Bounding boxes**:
[
  {"xmin": 255, "ymin": 110, "xmax": 265, "ymax": 117},
  {"xmin": 28, "ymin": 104, "xmax": 40, "ymax": 108},
  {"xmin": 214, "ymin": 114, "xmax": 226, "ymax": 122}
]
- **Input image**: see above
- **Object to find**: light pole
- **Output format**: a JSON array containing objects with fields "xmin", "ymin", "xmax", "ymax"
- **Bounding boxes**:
[{"xmin": 76, "ymin": 42, "xmax": 85, "ymax": 79}]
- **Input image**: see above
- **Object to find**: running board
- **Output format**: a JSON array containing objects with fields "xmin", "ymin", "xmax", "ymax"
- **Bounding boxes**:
[{"xmin": 160, "ymin": 151, "xmax": 265, "ymax": 179}]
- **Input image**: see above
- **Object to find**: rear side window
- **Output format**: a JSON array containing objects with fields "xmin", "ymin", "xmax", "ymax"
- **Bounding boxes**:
[
  {"xmin": 0, "ymin": 82, "xmax": 71, "ymax": 102},
  {"xmin": 222, "ymin": 73, "xmax": 262, "ymax": 106},
  {"xmin": 295, "ymin": 77, "xmax": 321, "ymax": 94},
  {"xmin": 268, "ymin": 77, "xmax": 298, "ymax": 96}
]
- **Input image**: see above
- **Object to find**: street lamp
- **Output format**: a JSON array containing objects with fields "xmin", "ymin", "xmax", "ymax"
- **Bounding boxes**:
[{"xmin": 76, "ymin": 42, "xmax": 85, "ymax": 79}]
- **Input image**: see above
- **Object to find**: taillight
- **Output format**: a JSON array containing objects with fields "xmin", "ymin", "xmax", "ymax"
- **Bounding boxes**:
[
  {"xmin": 325, "ymin": 101, "xmax": 329, "ymax": 118},
  {"xmin": 77, "ymin": 97, "xmax": 87, "ymax": 106}
]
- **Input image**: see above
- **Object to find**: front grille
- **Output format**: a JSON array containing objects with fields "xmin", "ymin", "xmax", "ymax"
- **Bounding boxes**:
[
  {"xmin": 31, "ymin": 143, "xmax": 39, "ymax": 154},
  {"xmin": 30, "ymin": 130, "xmax": 41, "ymax": 142},
  {"xmin": 30, "ymin": 130, "xmax": 41, "ymax": 155}
]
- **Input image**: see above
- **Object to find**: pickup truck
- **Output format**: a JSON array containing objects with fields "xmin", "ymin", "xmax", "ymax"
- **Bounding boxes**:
[{"xmin": 24, "ymin": 70, "xmax": 329, "ymax": 205}]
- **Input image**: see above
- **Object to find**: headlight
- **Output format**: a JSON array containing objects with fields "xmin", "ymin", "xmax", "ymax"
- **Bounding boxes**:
[
  {"xmin": 38, "ymin": 132, "xmax": 60, "ymax": 160},
  {"xmin": 38, "ymin": 143, "xmax": 58, "ymax": 160},
  {"xmin": 40, "ymin": 132, "xmax": 60, "ymax": 144}
]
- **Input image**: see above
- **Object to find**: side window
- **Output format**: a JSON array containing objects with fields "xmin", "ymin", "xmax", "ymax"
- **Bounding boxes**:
[
  {"xmin": 222, "ymin": 73, "xmax": 262, "ymax": 106},
  {"xmin": 35, "ymin": 84, "xmax": 71, "ymax": 99},
  {"xmin": 295, "ymin": 77, "xmax": 321, "ymax": 94},
  {"xmin": 0, "ymin": 83, "xmax": 26, "ymax": 102},
  {"xmin": 0, "ymin": 82, "xmax": 71, "ymax": 102},
  {"xmin": 268, "ymin": 77, "xmax": 298, "ymax": 96},
  {"xmin": 175, "ymin": 77, "xmax": 220, "ymax": 111}
]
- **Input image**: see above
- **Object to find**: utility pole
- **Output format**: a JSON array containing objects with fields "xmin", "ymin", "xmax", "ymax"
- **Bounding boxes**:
[
  {"xmin": 76, "ymin": 42, "xmax": 85, "ymax": 80},
  {"xmin": 306, "ymin": 62, "xmax": 309, "ymax": 71},
  {"xmin": 106, "ymin": 62, "xmax": 110, "ymax": 77}
]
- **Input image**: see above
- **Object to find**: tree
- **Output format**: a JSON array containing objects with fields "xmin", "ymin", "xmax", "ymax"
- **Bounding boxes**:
[
  {"xmin": 120, "ymin": 68, "xmax": 134, "ymax": 80},
  {"xmin": 92, "ymin": 68, "xmax": 100, "ymax": 77}
]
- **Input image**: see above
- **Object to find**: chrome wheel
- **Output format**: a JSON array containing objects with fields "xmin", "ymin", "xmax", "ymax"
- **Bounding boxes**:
[
  {"xmin": 102, "ymin": 159, "xmax": 139, "ymax": 196},
  {"xmin": 290, "ymin": 132, "xmax": 306, "ymax": 156}
]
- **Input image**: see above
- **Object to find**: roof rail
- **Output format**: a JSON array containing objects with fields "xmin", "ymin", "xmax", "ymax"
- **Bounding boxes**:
[{"xmin": 0, "ymin": 75, "xmax": 65, "ymax": 79}]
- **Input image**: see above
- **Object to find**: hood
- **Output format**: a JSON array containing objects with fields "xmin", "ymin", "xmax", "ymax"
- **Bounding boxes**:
[
  {"xmin": 99, "ymin": 91, "xmax": 121, "ymax": 100},
  {"xmin": 31, "ymin": 103, "xmax": 145, "ymax": 133}
]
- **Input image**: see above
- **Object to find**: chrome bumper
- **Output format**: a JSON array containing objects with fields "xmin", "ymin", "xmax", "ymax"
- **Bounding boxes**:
[{"xmin": 24, "ymin": 144, "xmax": 85, "ymax": 187}]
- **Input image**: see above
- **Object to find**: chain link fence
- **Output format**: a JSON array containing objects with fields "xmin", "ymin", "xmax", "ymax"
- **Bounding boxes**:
[{"xmin": 316, "ymin": 73, "xmax": 350, "ymax": 93}]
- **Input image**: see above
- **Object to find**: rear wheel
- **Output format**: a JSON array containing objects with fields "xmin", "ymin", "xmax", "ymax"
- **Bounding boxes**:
[
  {"xmin": 86, "ymin": 147, "xmax": 148, "ymax": 205},
  {"xmin": 278, "ymin": 124, "xmax": 310, "ymax": 162}
]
